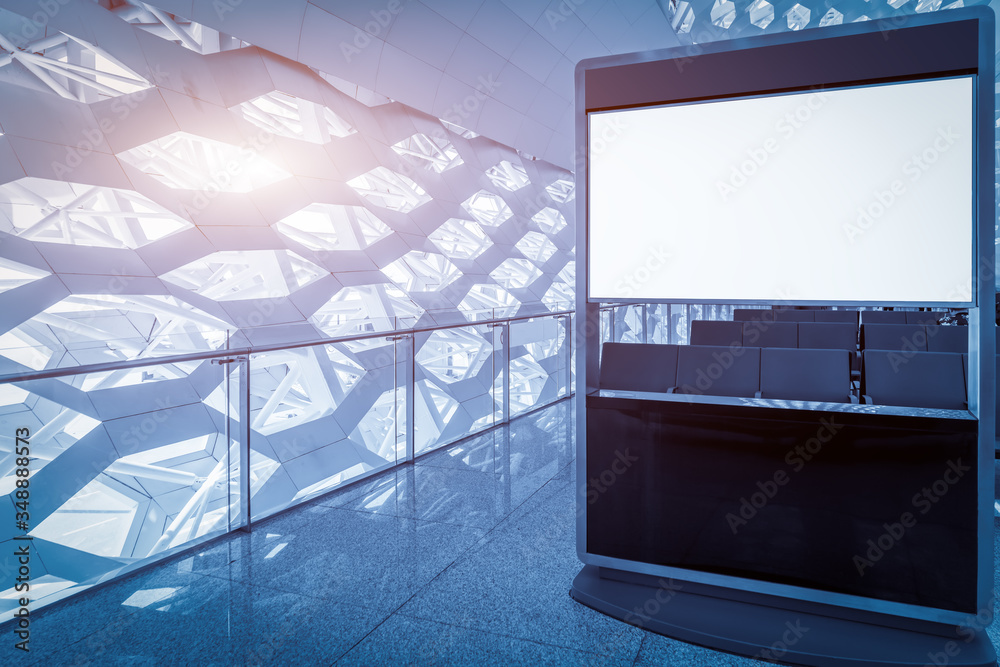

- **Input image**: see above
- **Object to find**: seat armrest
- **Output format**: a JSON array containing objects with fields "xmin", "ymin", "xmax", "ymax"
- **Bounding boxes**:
[
  {"xmin": 860, "ymin": 394, "xmax": 873, "ymax": 404},
  {"xmin": 848, "ymin": 394, "xmax": 859, "ymax": 404},
  {"xmin": 754, "ymin": 390, "xmax": 762, "ymax": 399}
]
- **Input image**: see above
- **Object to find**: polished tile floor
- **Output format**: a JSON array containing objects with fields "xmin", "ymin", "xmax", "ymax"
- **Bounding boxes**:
[{"xmin": 6, "ymin": 398, "xmax": 1000, "ymax": 666}]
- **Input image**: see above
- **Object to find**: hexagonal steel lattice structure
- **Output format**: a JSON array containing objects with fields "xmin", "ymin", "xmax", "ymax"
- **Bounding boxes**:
[
  {"xmin": 0, "ymin": 24, "xmax": 151, "ymax": 102},
  {"xmin": 382, "ymin": 251, "xmax": 461, "ymax": 292},
  {"xmin": 0, "ymin": 178, "xmax": 193, "ymax": 248},
  {"xmin": 118, "ymin": 132, "xmax": 291, "ymax": 193},
  {"xmin": 516, "ymin": 231, "xmax": 559, "ymax": 264},
  {"xmin": 276, "ymin": 203, "xmax": 392, "ymax": 251},
  {"xmin": 490, "ymin": 258, "xmax": 543, "ymax": 290},
  {"xmin": 428, "ymin": 218, "xmax": 493, "ymax": 260},
  {"xmin": 391, "ymin": 132, "xmax": 463, "ymax": 173},
  {"xmin": 236, "ymin": 91, "xmax": 355, "ymax": 143},
  {"xmin": 347, "ymin": 167, "xmax": 431, "ymax": 213},
  {"xmin": 532, "ymin": 207, "xmax": 568, "ymax": 234},
  {"xmin": 160, "ymin": 250, "xmax": 327, "ymax": 301},
  {"xmin": 462, "ymin": 190, "xmax": 513, "ymax": 227},
  {"xmin": 486, "ymin": 160, "xmax": 530, "ymax": 191},
  {"xmin": 0, "ymin": 0, "xmax": 575, "ymax": 618},
  {"xmin": 0, "ymin": 258, "xmax": 49, "ymax": 293}
]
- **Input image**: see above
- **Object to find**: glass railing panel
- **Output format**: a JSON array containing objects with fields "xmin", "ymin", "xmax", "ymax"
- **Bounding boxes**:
[
  {"xmin": 610, "ymin": 304, "xmax": 644, "ymax": 343},
  {"xmin": 0, "ymin": 357, "xmax": 229, "ymax": 615},
  {"xmin": 509, "ymin": 315, "xmax": 568, "ymax": 418},
  {"xmin": 0, "ymin": 308, "xmax": 576, "ymax": 623},
  {"xmin": 414, "ymin": 324, "xmax": 497, "ymax": 456},
  {"xmin": 246, "ymin": 337, "xmax": 402, "ymax": 520}
]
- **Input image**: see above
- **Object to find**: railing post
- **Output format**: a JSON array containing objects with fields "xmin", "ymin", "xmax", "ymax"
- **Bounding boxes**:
[
  {"xmin": 500, "ymin": 322, "xmax": 510, "ymax": 423},
  {"xmin": 386, "ymin": 333, "xmax": 415, "ymax": 462},
  {"xmin": 560, "ymin": 313, "xmax": 573, "ymax": 398},
  {"xmin": 238, "ymin": 355, "xmax": 251, "ymax": 531},
  {"xmin": 404, "ymin": 334, "xmax": 415, "ymax": 462},
  {"xmin": 212, "ymin": 354, "xmax": 250, "ymax": 532}
]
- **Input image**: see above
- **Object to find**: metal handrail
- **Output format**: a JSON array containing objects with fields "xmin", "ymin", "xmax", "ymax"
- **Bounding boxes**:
[{"xmin": 0, "ymin": 308, "xmax": 575, "ymax": 384}]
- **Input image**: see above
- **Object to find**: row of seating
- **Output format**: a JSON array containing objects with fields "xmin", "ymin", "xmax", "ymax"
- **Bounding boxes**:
[
  {"xmin": 600, "ymin": 342, "xmax": 969, "ymax": 410},
  {"xmin": 692, "ymin": 320, "xmax": 853, "ymax": 351},
  {"xmin": 733, "ymin": 308, "xmax": 950, "ymax": 325},
  {"xmin": 601, "ymin": 343, "xmax": 853, "ymax": 403},
  {"xmin": 692, "ymin": 320, "xmax": 968, "ymax": 353},
  {"xmin": 860, "ymin": 323, "xmax": 967, "ymax": 353}
]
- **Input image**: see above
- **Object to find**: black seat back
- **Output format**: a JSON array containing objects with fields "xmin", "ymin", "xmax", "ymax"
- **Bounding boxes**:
[
  {"xmin": 861, "ymin": 323, "xmax": 927, "ymax": 352},
  {"xmin": 734, "ymin": 309, "xmax": 774, "ymax": 323},
  {"xmin": 925, "ymin": 325, "xmax": 967, "ymax": 353},
  {"xmin": 760, "ymin": 348, "xmax": 851, "ymax": 403},
  {"xmin": 862, "ymin": 310, "xmax": 907, "ymax": 325},
  {"xmin": 906, "ymin": 311, "xmax": 947, "ymax": 326},
  {"xmin": 675, "ymin": 345, "xmax": 760, "ymax": 398},
  {"xmin": 861, "ymin": 350, "xmax": 966, "ymax": 410},
  {"xmin": 774, "ymin": 310, "xmax": 814, "ymax": 322},
  {"xmin": 600, "ymin": 343, "xmax": 678, "ymax": 392},
  {"xmin": 690, "ymin": 320, "xmax": 742, "ymax": 347},
  {"xmin": 814, "ymin": 310, "xmax": 858, "ymax": 324},
  {"xmin": 798, "ymin": 322, "xmax": 857, "ymax": 352},
  {"xmin": 741, "ymin": 321, "xmax": 797, "ymax": 348}
]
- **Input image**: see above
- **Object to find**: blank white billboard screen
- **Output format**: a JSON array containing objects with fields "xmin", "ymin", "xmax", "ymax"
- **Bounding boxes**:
[{"xmin": 588, "ymin": 77, "xmax": 973, "ymax": 303}]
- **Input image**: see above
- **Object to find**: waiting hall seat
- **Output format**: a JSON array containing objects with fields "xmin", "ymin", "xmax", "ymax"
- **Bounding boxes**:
[
  {"xmin": 798, "ymin": 322, "xmax": 857, "ymax": 353},
  {"xmin": 599, "ymin": 342, "xmax": 678, "ymax": 393},
  {"xmin": 799, "ymin": 321, "xmax": 860, "ymax": 380},
  {"xmin": 733, "ymin": 309, "xmax": 775, "ymax": 323},
  {"xmin": 814, "ymin": 310, "xmax": 858, "ymax": 324},
  {"xmin": 741, "ymin": 321, "xmax": 797, "ymax": 348},
  {"xmin": 860, "ymin": 350, "xmax": 967, "ymax": 410},
  {"xmin": 861, "ymin": 310, "xmax": 907, "ymax": 325},
  {"xmin": 691, "ymin": 320, "xmax": 743, "ymax": 347},
  {"xmin": 860, "ymin": 323, "xmax": 927, "ymax": 352},
  {"xmin": 906, "ymin": 311, "xmax": 947, "ymax": 326},
  {"xmin": 773, "ymin": 310, "xmax": 814, "ymax": 322},
  {"xmin": 924, "ymin": 325, "xmax": 967, "ymax": 354},
  {"xmin": 759, "ymin": 347, "xmax": 854, "ymax": 403},
  {"xmin": 674, "ymin": 345, "xmax": 760, "ymax": 398}
]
